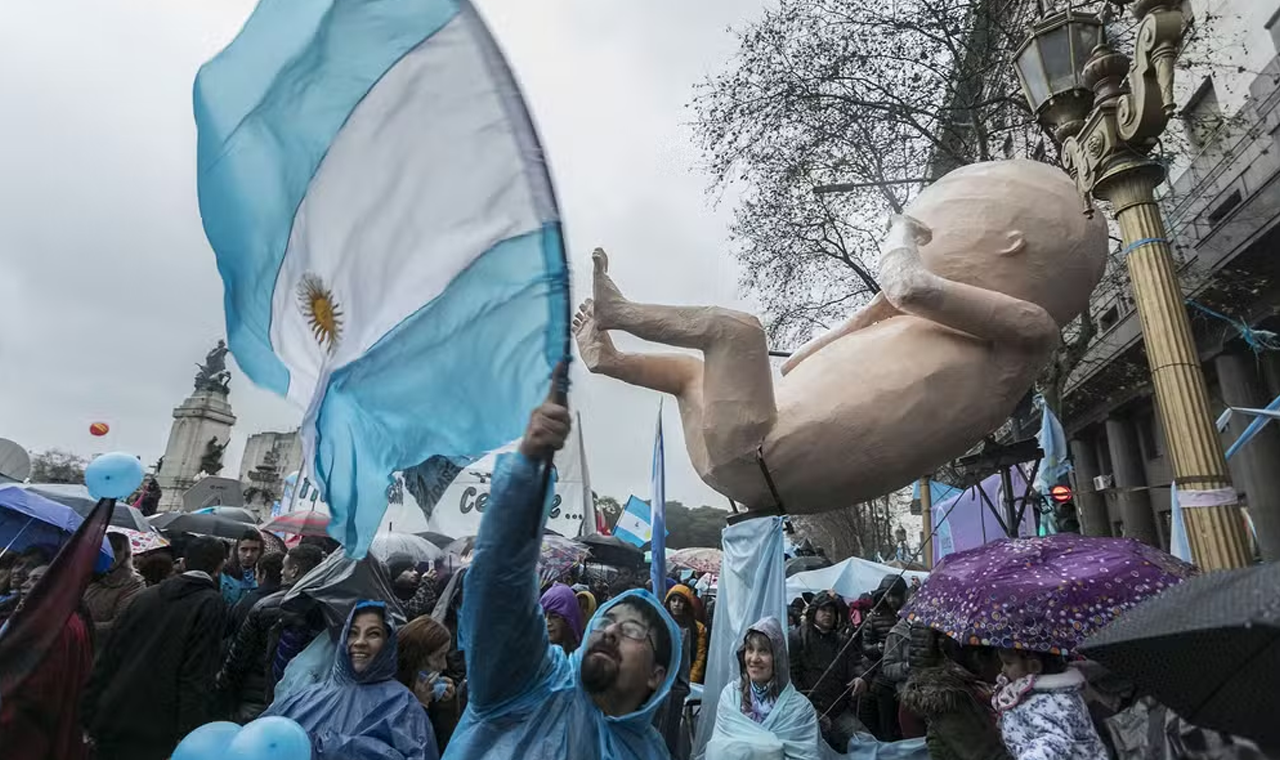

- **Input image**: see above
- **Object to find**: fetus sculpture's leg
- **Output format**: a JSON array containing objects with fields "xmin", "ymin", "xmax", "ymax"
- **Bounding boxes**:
[
  {"xmin": 879, "ymin": 216, "xmax": 1060, "ymax": 351},
  {"xmin": 573, "ymin": 300, "xmax": 716, "ymax": 481},
  {"xmin": 573, "ymin": 299, "xmax": 702, "ymax": 397},
  {"xmin": 585, "ymin": 249, "xmax": 778, "ymax": 463}
]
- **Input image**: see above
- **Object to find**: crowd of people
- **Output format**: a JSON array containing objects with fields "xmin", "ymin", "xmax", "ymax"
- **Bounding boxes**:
[{"xmin": 0, "ymin": 389, "xmax": 1271, "ymax": 760}]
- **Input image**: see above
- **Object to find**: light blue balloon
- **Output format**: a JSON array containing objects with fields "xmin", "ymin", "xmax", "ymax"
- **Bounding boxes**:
[
  {"xmin": 226, "ymin": 716, "xmax": 312, "ymax": 760},
  {"xmin": 172, "ymin": 721, "xmax": 241, "ymax": 760},
  {"xmin": 84, "ymin": 452, "xmax": 145, "ymax": 500}
]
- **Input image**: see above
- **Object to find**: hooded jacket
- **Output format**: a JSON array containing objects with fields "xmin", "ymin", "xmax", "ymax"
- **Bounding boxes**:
[
  {"xmin": 664, "ymin": 584, "xmax": 709, "ymax": 684},
  {"xmin": 863, "ymin": 575, "xmax": 908, "ymax": 665},
  {"xmin": 576, "ymin": 589, "xmax": 598, "ymax": 621},
  {"xmin": 265, "ymin": 601, "xmax": 433, "ymax": 760},
  {"xmin": 992, "ymin": 669, "xmax": 1109, "ymax": 760},
  {"xmin": 901, "ymin": 661, "xmax": 1011, "ymax": 760},
  {"xmin": 83, "ymin": 572, "xmax": 225, "ymax": 760},
  {"xmin": 789, "ymin": 591, "xmax": 858, "ymax": 715},
  {"xmin": 708, "ymin": 616, "xmax": 821, "ymax": 760},
  {"xmin": 446, "ymin": 452, "xmax": 682, "ymax": 760},
  {"xmin": 540, "ymin": 582, "xmax": 585, "ymax": 649}
]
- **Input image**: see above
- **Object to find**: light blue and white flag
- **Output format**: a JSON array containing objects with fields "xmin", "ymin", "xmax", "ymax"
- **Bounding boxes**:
[
  {"xmin": 194, "ymin": 0, "xmax": 570, "ymax": 557},
  {"xmin": 649, "ymin": 403, "xmax": 667, "ymax": 594},
  {"xmin": 614, "ymin": 496, "xmax": 654, "ymax": 548},
  {"xmin": 1033, "ymin": 400, "xmax": 1072, "ymax": 495}
]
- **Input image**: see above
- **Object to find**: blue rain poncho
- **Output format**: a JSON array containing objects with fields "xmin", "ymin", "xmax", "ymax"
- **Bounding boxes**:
[
  {"xmin": 707, "ymin": 616, "xmax": 821, "ymax": 760},
  {"xmin": 264, "ymin": 601, "xmax": 434, "ymax": 760},
  {"xmin": 444, "ymin": 452, "xmax": 682, "ymax": 760}
]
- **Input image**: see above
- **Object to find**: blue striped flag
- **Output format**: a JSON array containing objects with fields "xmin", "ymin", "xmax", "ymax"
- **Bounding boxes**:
[
  {"xmin": 649, "ymin": 404, "xmax": 667, "ymax": 593},
  {"xmin": 194, "ymin": 0, "xmax": 569, "ymax": 557},
  {"xmin": 614, "ymin": 496, "xmax": 654, "ymax": 548}
]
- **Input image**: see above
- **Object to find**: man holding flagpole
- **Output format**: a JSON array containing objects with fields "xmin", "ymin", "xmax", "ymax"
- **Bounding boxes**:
[{"xmin": 446, "ymin": 377, "xmax": 682, "ymax": 760}]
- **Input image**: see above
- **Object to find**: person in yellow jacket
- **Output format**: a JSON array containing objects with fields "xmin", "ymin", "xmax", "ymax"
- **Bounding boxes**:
[{"xmin": 664, "ymin": 584, "xmax": 709, "ymax": 684}]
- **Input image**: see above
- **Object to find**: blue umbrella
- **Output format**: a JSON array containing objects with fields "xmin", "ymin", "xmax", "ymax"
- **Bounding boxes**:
[{"xmin": 0, "ymin": 486, "xmax": 113, "ymax": 572}]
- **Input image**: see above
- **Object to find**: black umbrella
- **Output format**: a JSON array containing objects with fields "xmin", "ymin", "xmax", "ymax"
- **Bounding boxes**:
[
  {"xmin": 150, "ymin": 511, "xmax": 258, "ymax": 541},
  {"xmin": 1080, "ymin": 561, "xmax": 1280, "ymax": 751},
  {"xmin": 191, "ymin": 506, "xmax": 258, "ymax": 524},
  {"xmin": 18, "ymin": 484, "xmax": 156, "ymax": 533},
  {"xmin": 580, "ymin": 534, "xmax": 644, "ymax": 567},
  {"xmin": 785, "ymin": 555, "xmax": 831, "ymax": 577}
]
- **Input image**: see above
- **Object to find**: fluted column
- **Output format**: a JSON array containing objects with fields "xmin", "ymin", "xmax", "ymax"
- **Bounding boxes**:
[{"xmin": 1094, "ymin": 172, "xmax": 1251, "ymax": 569}]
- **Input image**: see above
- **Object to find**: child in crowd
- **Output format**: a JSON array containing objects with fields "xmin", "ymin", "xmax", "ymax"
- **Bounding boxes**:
[{"xmin": 992, "ymin": 649, "xmax": 1108, "ymax": 760}]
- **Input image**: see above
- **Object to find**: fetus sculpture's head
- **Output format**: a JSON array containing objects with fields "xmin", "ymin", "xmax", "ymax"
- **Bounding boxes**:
[{"xmin": 906, "ymin": 159, "xmax": 1108, "ymax": 327}]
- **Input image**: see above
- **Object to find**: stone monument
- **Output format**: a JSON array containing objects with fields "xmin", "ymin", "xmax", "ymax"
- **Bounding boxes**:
[{"xmin": 156, "ymin": 340, "xmax": 238, "ymax": 512}]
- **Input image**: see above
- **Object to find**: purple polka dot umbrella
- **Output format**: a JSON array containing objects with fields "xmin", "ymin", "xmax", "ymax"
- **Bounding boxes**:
[{"xmin": 901, "ymin": 533, "xmax": 1198, "ymax": 654}]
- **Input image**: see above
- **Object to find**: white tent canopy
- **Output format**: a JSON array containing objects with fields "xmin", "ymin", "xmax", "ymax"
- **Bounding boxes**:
[{"xmin": 785, "ymin": 555, "xmax": 928, "ymax": 602}]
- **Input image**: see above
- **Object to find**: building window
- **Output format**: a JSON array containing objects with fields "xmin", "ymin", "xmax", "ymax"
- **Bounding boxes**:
[
  {"xmin": 1205, "ymin": 189, "xmax": 1243, "ymax": 228},
  {"xmin": 1182, "ymin": 78, "xmax": 1224, "ymax": 151},
  {"xmin": 1099, "ymin": 305, "xmax": 1120, "ymax": 332}
]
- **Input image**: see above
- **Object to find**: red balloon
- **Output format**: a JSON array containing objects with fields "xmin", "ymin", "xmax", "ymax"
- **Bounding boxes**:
[{"xmin": 89, "ymin": 422, "xmax": 110, "ymax": 437}]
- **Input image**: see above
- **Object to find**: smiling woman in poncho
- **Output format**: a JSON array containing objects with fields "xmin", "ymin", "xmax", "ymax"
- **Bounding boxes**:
[
  {"xmin": 264, "ymin": 601, "xmax": 432, "ymax": 760},
  {"xmin": 707, "ymin": 616, "xmax": 822, "ymax": 760}
]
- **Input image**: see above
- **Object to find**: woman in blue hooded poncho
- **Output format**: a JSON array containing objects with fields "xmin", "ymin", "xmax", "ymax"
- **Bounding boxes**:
[
  {"xmin": 264, "ymin": 601, "xmax": 434, "ymax": 760},
  {"xmin": 707, "ymin": 616, "xmax": 822, "ymax": 760}
]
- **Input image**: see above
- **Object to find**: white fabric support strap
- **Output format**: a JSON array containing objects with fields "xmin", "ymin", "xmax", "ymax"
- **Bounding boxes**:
[{"xmin": 1177, "ymin": 487, "xmax": 1237, "ymax": 509}]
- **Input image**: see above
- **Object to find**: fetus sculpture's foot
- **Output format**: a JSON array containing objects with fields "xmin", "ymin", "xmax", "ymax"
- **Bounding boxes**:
[
  {"xmin": 572, "ymin": 299, "xmax": 618, "ymax": 372},
  {"xmin": 590, "ymin": 248, "xmax": 630, "ymax": 329}
]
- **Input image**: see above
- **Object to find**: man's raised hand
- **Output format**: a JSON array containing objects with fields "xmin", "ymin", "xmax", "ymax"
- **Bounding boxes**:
[{"xmin": 519, "ymin": 363, "xmax": 571, "ymax": 461}]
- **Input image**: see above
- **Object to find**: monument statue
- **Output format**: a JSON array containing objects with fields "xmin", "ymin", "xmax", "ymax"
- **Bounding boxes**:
[
  {"xmin": 573, "ymin": 160, "xmax": 1107, "ymax": 514},
  {"xmin": 194, "ymin": 339, "xmax": 232, "ymax": 394},
  {"xmin": 199, "ymin": 436, "xmax": 228, "ymax": 477}
]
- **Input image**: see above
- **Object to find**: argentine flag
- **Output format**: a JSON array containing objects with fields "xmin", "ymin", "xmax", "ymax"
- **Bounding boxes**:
[
  {"xmin": 614, "ymin": 496, "xmax": 655, "ymax": 548},
  {"xmin": 195, "ymin": 0, "xmax": 570, "ymax": 557}
]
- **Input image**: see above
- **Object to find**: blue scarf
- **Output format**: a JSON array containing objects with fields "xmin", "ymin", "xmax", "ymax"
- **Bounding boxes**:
[{"xmin": 747, "ymin": 680, "xmax": 776, "ymax": 724}]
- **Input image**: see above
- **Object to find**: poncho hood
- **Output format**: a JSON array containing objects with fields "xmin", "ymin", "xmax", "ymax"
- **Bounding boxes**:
[
  {"xmin": 736, "ymin": 615, "xmax": 790, "ymax": 691},
  {"xmin": 263, "ymin": 600, "xmax": 432, "ymax": 759},
  {"xmin": 333, "ymin": 600, "xmax": 398, "ymax": 685},
  {"xmin": 540, "ymin": 582, "xmax": 585, "ymax": 647},
  {"xmin": 571, "ymin": 588, "xmax": 682, "ymax": 728}
]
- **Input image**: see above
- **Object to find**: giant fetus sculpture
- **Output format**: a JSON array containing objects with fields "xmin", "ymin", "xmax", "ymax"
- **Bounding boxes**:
[{"xmin": 574, "ymin": 160, "xmax": 1107, "ymax": 513}]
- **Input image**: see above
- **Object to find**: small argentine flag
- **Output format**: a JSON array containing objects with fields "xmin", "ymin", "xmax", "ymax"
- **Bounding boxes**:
[
  {"xmin": 614, "ymin": 496, "xmax": 655, "ymax": 548},
  {"xmin": 194, "ymin": 0, "xmax": 569, "ymax": 556}
]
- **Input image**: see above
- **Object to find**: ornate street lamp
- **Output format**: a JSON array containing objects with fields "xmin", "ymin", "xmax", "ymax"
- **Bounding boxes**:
[
  {"xmin": 1016, "ymin": 0, "xmax": 1251, "ymax": 570},
  {"xmin": 1013, "ymin": 8, "xmax": 1103, "ymax": 142}
]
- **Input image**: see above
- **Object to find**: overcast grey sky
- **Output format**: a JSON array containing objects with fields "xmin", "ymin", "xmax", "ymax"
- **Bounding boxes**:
[{"xmin": 0, "ymin": 0, "xmax": 765, "ymax": 507}]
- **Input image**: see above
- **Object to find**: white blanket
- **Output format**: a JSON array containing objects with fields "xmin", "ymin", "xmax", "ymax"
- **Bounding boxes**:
[{"xmin": 707, "ymin": 681, "xmax": 821, "ymax": 760}]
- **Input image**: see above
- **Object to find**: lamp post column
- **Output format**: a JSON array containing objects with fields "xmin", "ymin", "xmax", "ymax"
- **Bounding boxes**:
[{"xmin": 1094, "ymin": 173, "xmax": 1251, "ymax": 568}]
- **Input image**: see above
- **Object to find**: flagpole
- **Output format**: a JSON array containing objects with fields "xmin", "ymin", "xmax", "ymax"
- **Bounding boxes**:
[
  {"xmin": 540, "ymin": 362, "xmax": 570, "ymax": 535},
  {"xmin": 918, "ymin": 477, "xmax": 934, "ymax": 569},
  {"xmin": 649, "ymin": 400, "xmax": 666, "ymax": 595}
]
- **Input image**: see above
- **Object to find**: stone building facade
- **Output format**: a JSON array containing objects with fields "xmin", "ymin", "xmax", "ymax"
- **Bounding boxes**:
[{"xmin": 238, "ymin": 429, "xmax": 303, "ymax": 515}]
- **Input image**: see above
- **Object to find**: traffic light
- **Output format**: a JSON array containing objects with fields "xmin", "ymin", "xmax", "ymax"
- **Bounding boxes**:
[
  {"xmin": 1039, "ymin": 481, "xmax": 1080, "ymax": 535},
  {"xmin": 1052, "ymin": 482, "xmax": 1079, "ymax": 533}
]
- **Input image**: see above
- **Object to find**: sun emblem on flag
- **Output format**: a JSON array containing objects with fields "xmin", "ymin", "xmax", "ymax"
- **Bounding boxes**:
[{"xmin": 297, "ymin": 274, "xmax": 343, "ymax": 353}]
